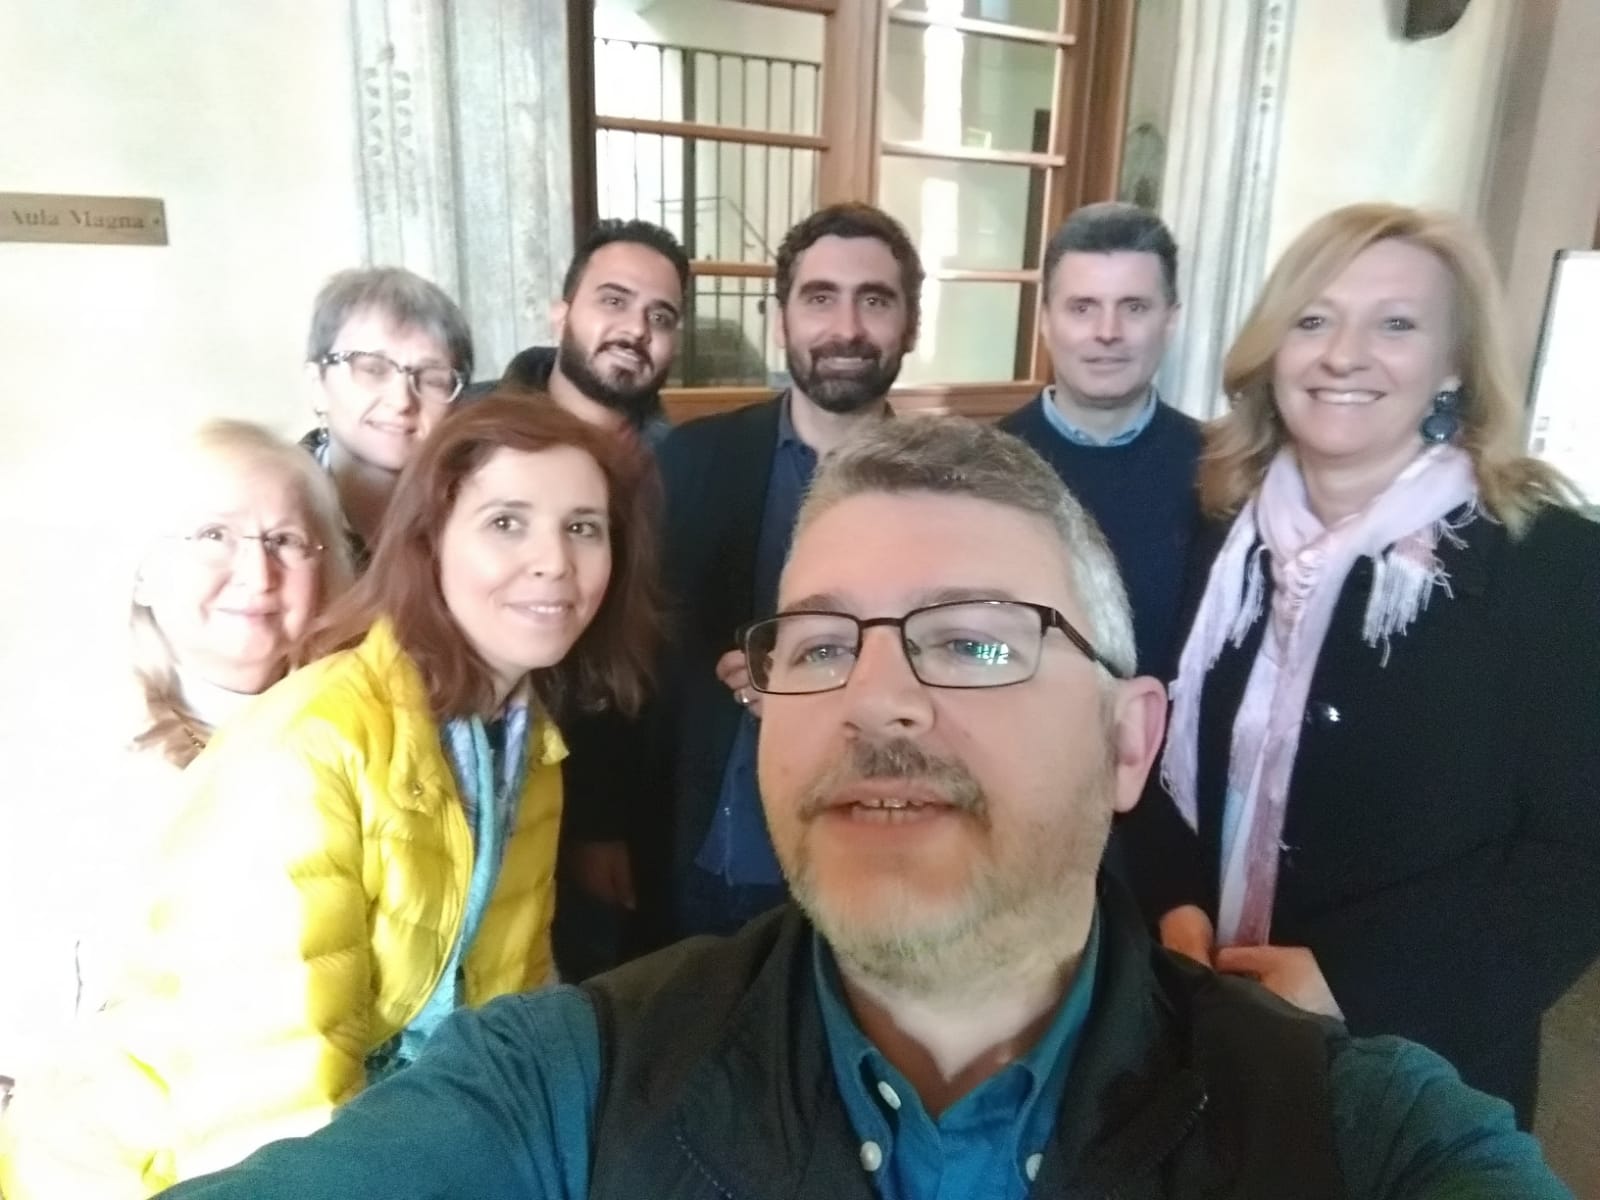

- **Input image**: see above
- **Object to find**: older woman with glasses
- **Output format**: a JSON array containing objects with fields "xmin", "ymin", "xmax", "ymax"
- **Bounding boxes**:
[
  {"xmin": 63, "ymin": 420, "xmax": 355, "ymax": 1006},
  {"xmin": 1126, "ymin": 203, "xmax": 1600, "ymax": 1127},
  {"xmin": 0, "ymin": 396, "xmax": 661, "ymax": 1198},
  {"xmin": 0, "ymin": 418, "xmax": 352, "ymax": 1172},
  {"xmin": 301, "ymin": 266, "xmax": 474, "ymax": 566}
]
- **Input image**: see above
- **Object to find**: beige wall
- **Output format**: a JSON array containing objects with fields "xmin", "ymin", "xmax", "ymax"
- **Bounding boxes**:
[
  {"xmin": 1266, "ymin": 0, "xmax": 1514, "ymax": 259},
  {"xmin": 0, "ymin": 0, "xmax": 362, "ymax": 1072}
]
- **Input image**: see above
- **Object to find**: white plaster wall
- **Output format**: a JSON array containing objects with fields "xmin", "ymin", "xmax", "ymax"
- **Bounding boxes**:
[
  {"xmin": 0, "ymin": 0, "xmax": 362, "ymax": 1075},
  {"xmin": 1266, "ymin": 0, "xmax": 1514, "ymax": 259}
]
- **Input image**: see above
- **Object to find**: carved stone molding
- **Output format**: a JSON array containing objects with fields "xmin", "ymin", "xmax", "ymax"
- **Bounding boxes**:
[
  {"xmin": 1159, "ymin": 0, "xmax": 1297, "ymax": 419},
  {"xmin": 350, "ymin": 0, "xmax": 460, "ymax": 296},
  {"xmin": 446, "ymin": 0, "xmax": 579, "ymax": 375},
  {"xmin": 348, "ymin": 0, "xmax": 576, "ymax": 376}
]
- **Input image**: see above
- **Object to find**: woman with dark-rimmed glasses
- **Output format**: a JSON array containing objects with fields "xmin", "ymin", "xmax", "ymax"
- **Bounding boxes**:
[{"xmin": 300, "ymin": 266, "xmax": 474, "ymax": 567}]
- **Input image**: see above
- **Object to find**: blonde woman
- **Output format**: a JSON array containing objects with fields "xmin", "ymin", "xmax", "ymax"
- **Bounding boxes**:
[
  {"xmin": 0, "ymin": 419, "xmax": 351, "ymax": 1188},
  {"xmin": 0, "ymin": 396, "xmax": 660, "ymax": 1198},
  {"xmin": 1130, "ymin": 204, "xmax": 1600, "ymax": 1126},
  {"xmin": 130, "ymin": 419, "xmax": 354, "ymax": 769},
  {"xmin": 82, "ymin": 420, "xmax": 354, "ymax": 1008}
]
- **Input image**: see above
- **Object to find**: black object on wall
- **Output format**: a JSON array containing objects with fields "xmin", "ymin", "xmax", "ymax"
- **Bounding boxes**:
[{"xmin": 1396, "ymin": 0, "xmax": 1473, "ymax": 40}]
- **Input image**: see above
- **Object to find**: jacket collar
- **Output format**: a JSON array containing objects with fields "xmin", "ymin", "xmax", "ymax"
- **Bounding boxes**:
[
  {"xmin": 352, "ymin": 621, "xmax": 567, "ymax": 818},
  {"xmin": 670, "ymin": 885, "xmax": 1207, "ymax": 1199}
]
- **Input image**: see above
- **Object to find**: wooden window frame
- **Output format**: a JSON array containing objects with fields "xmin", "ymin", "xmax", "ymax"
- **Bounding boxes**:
[{"xmin": 572, "ymin": 0, "xmax": 1135, "ymax": 421}]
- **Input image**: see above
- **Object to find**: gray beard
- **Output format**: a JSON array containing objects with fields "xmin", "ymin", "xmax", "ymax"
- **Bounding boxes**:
[{"xmin": 784, "ymin": 741, "xmax": 1113, "ymax": 998}]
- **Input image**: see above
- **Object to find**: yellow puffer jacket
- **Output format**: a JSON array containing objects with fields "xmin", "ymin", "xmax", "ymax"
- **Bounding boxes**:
[{"xmin": 0, "ymin": 620, "xmax": 566, "ymax": 1199}]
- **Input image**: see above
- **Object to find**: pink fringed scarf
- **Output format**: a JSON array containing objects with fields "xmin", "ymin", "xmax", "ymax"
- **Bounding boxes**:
[{"xmin": 1161, "ymin": 445, "xmax": 1478, "ymax": 946}]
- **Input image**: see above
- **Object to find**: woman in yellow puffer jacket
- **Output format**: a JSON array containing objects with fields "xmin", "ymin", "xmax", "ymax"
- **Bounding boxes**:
[{"xmin": 0, "ymin": 393, "xmax": 660, "ymax": 1199}]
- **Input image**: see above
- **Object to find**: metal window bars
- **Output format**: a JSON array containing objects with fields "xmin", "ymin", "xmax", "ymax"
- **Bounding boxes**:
[{"xmin": 593, "ymin": 36, "xmax": 822, "ymax": 386}]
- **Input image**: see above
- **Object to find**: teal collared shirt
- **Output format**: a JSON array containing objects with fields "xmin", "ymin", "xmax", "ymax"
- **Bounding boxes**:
[
  {"xmin": 1039, "ymin": 385, "xmax": 1159, "ymax": 447},
  {"xmin": 812, "ymin": 914, "xmax": 1102, "ymax": 1200}
]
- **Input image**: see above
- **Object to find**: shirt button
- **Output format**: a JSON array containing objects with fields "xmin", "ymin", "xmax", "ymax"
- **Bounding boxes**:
[
  {"xmin": 1025, "ymin": 1153, "xmax": 1044, "ymax": 1182},
  {"xmin": 1304, "ymin": 701, "xmax": 1341, "ymax": 726},
  {"xmin": 875, "ymin": 1080, "xmax": 902, "ymax": 1111},
  {"xmin": 859, "ymin": 1141, "xmax": 884, "ymax": 1172}
]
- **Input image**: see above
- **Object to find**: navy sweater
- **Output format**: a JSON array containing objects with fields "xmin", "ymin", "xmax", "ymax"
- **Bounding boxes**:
[{"xmin": 999, "ymin": 394, "xmax": 1202, "ymax": 677}]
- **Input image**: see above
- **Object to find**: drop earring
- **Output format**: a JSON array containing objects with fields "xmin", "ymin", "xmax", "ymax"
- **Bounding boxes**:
[{"xmin": 1420, "ymin": 387, "xmax": 1462, "ymax": 444}]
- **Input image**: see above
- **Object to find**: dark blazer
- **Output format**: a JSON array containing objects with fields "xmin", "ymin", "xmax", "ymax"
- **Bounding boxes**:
[
  {"xmin": 1124, "ymin": 502, "xmax": 1600, "ymax": 1123},
  {"xmin": 631, "ymin": 398, "xmax": 784, "ymax": 943}
]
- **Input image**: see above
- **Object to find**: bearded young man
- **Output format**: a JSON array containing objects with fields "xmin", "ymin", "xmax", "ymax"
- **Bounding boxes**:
[
  {"xmin": 158, "ymin": 418, "xmax": 1569, "ymax": 1200},
  {"xmin": 502, "ymin": 218, "xmax": 689, "ymax": 449}
]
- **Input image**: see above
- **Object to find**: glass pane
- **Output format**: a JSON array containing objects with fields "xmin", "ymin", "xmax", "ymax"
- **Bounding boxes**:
[
  {"xmin": 879, "ymin": 156, "xmax": 1042, "ymax": 272},
  {"xmin": 900, "ymin": 281, "xmax": 1035, "ymax": 384},
  {"xmin": 891, "ymin": 0, "xmax": 1062, "ymax": 33},
  {"xmin": 673, "ymin": 275, "xmax": 784, "ymax": 388},
  {"xmin": 594, "ymin": 0, "xmax": 824, "ymax": 135},
  {"xmin": 596, "ymin": 132, "xmax": 818, "ymax": 265},
  {"xmin": 1118, "ymin": 0, "xmax": 1180, "ymax": 209},
  {"xmin": 883, "ymin": 25, "xmax": 1056, "ymax": 153}
]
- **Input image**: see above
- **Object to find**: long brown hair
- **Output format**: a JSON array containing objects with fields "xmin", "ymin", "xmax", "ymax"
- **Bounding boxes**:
[
  {"xmin": 303, "ymin": 391, "xmax": 661, "ymax": 719},
  {"xmin": 1204, "ymin": 203, "xmax": 1576, "ymax": 534}
]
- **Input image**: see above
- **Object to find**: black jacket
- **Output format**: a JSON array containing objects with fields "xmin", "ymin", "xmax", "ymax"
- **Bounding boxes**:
[
  {"xmin": 584, "ymin": 885, "xmax": 1347, "ymax": 1199},
  {"xmin": 631, "ymin": 398, "xmax": 786, "ymax": 940},
  {"xmin": 1123, "ymin": 503, "xmax": 1600, "ymax": 1123}
]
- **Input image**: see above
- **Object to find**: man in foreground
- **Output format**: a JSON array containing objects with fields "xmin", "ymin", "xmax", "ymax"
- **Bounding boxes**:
[{"xmin": 161, "ymin": 419, "xmax": 1570, "ymax": 1199}]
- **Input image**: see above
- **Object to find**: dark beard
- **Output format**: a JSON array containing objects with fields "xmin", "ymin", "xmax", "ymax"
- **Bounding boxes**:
[
  {"xmin": 787, "ymin": 337, "xmax": 903, "ymax": 415},
  {"xmin": 557, "ymin": 327, "xmax": 668, "ymax": 423}
]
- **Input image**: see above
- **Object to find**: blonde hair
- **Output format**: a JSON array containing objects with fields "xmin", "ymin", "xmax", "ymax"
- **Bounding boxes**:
[
  {"xmin": 131, "ymin": 420, "xmax": 354, "ymax": 766},
  {"xmin": 1203, "ymin": 203, "xmax": 1576, "ymax": 533}
]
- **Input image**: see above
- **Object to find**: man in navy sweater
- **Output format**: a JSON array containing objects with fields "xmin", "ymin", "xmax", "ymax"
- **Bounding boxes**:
[{"xmin": 999, "ymin": 203, "xmax": 1200, "ymax": 677}]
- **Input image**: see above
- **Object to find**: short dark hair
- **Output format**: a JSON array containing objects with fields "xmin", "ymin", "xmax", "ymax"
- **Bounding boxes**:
[
  {"xmin": 774, "ymin": 203, "xmax": 926, "ymax": 341},
  {"xmin": 1042, "ymin": 202, "xmax": 1179, "ymax": 305},
  {"xmin": 562, "ymin": 219, "xmax": 690, "ymax": 303}
]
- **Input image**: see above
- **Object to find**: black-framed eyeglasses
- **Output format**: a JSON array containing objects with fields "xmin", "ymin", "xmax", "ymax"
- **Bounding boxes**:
[
  {"xmin": 740, "ymin": 599, "xmax": 1128, "ymax": 696},
  {"xmin": 317, "ymin": 349, "xmax": 466, "ymax": 406}
]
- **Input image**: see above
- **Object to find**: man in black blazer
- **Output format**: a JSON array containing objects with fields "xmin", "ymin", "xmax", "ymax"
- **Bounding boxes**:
[{"xmin": 638, "ymin": 203, "xmax": 926, "ymax": 943}]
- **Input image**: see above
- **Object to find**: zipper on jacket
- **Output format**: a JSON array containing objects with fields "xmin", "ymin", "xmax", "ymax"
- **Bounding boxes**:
[{"xmin": 391, "ymin": 787, "xmax": 473, "ymax": 1033}]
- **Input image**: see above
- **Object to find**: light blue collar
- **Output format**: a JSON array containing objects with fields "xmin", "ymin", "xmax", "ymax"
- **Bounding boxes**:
[{"xmin": 1039, "ymin": 385, "xmax": 1159, "ymax": 447}]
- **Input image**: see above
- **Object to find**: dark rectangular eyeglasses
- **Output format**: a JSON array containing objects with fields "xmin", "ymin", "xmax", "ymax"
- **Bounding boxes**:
[
  {"xmin": 317, "ymin": 350, "xmax": 466, "ymax": 406},
  {"xmin": 739, "ymin": 599, "xmax": 1128, "ymax": 695}
]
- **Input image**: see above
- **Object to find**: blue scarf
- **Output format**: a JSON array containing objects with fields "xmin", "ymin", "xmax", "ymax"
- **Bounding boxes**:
[{"xmin": 367, "ymin": 685, "xmax": 533, "ymax": 1079}]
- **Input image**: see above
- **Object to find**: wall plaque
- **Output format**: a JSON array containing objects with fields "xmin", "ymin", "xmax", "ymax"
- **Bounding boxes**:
[{"xmin": 0, "ymin": 193, "xmax": 168, "ymax": 246}]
